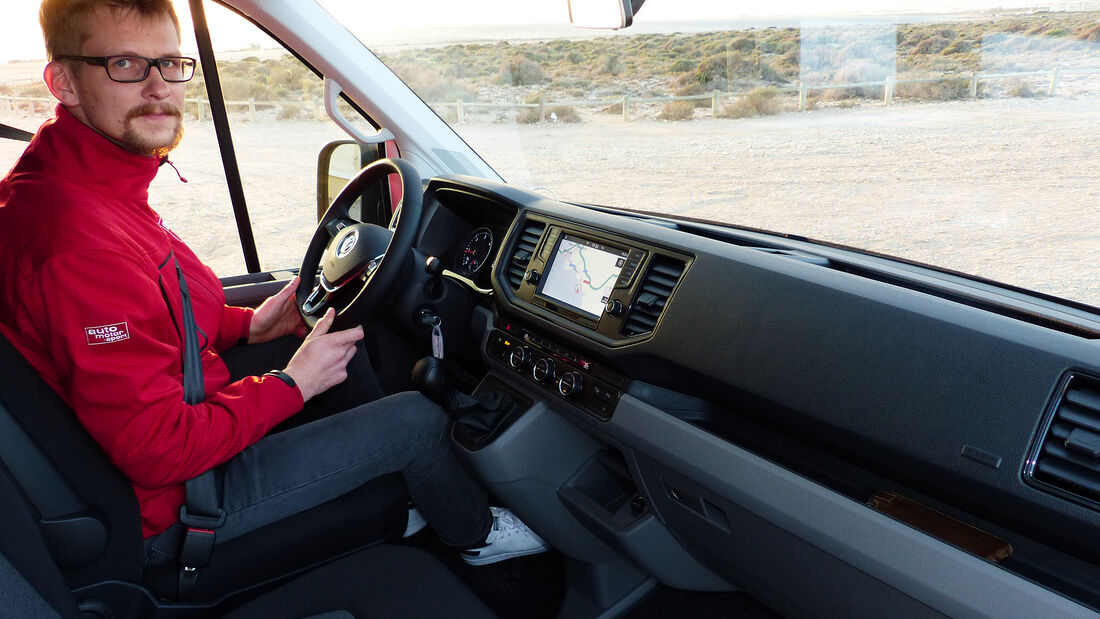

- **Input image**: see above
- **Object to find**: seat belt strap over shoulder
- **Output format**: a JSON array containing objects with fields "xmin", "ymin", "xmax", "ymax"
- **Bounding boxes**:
[{"xmin": 171, "ymin": 255, "xmax": 224, "ymax": 599}]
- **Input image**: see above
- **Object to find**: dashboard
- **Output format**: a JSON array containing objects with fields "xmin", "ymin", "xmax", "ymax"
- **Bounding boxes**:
[{"xmin": 416, "ymin": 174, "xmax": 1100, "ymax": 618}]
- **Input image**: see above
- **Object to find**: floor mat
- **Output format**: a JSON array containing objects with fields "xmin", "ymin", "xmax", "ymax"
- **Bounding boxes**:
[
  {"xmin": 402, "ymin": 528, "xmax": 565, "ymax": 619},
  {"xmin": 623, "ymin": 586, "xmax": 783, "ymax": 618}
]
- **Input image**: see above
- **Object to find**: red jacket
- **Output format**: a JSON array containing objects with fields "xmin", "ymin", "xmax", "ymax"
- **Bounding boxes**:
[{"xmin": 0, "ymin": 106, "xmax": 303, "ymax": 538}]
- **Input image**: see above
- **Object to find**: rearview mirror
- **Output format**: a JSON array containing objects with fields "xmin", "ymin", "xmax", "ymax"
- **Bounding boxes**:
[{"xmin": 567, "ymin": 0, "xmax": 643, "ymax": 29}]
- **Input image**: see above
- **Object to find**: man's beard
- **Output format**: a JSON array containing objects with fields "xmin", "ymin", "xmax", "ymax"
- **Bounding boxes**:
[{"xmin": 121, "ymin": 103, "xmax": 183, "ymax": 157}]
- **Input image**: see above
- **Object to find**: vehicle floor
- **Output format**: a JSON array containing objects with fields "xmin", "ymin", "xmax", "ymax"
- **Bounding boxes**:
[{"xmin": 402, "ymin": 529, "xmax": 781, "ymax": 618}]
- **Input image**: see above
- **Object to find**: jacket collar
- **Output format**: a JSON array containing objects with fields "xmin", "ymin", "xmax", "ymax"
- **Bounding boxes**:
[{"xmin": 32, "ymin": 104, "xmax": 163, "ymax": 203}]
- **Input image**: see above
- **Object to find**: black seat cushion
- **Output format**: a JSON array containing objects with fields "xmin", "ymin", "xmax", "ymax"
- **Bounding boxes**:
[
  {"xmin": 143, "ymin": 473, "xmax": 407, "ymax": 601},
  {"xmin": 222, "ymin": 545, "xmax": 498, "ymax": 619},
  {"xmin": 0, "ymin": 333, "xmax": 408, "ymax": 603}
]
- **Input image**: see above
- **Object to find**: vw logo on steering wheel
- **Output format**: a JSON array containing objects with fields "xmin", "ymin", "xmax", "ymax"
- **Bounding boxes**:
[{"xmin": 336, "ymin": 230, "xmax": 359, "ymax": 258}]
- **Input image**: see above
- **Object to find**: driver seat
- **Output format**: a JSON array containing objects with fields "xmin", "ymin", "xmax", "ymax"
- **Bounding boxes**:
[{"xmin": 0, "ymin": 331, "xmax": 408, "ymax": 604}]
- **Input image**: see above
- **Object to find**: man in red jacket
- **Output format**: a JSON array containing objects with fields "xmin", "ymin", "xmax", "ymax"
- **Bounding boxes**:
[{"xmin": 0, "ymin": 0, "xmax": 546, "ymax": 570}]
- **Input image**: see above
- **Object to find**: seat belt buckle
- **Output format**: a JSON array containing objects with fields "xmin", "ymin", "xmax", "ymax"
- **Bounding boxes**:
[
  {"xmin": 178, "ymin": 526, "xmax": 217, "ymax": 570},
  {"xmin": 177, "ymin": 505, "xmax": 225, "ymax": 571}
]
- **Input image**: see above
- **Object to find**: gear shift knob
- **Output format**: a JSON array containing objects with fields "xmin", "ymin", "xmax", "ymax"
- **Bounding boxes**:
[{"xmin": 412, "ymin": 356, "xmax": 451, "ymax": 405}]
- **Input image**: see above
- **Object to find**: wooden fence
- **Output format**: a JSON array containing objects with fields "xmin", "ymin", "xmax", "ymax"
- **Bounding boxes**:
[{"xmin": 2, "ymin": 65, "xmax": 1096, "ymax": 123}]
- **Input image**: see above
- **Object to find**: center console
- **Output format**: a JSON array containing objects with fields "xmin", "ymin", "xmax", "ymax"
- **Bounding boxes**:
[{"xmin": 486, "ymin": 321, "xmax": 624, "ymax": 420}]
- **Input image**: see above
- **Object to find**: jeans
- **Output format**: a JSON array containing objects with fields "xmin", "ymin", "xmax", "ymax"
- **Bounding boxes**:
[{"xmin": 144, "ymin": 341, "xmax": 491, "ymax": 567}]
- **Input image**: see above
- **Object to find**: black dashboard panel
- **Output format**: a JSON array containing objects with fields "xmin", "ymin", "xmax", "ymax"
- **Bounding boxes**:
[{"xmin": 422, "ymin": 175, "xmax": 1100, "ymax": 610}]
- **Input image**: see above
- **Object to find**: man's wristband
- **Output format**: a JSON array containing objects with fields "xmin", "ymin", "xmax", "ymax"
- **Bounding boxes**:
[{"xmin": 263, "ymin": 370, "xmax": 297, "ymax": 389}]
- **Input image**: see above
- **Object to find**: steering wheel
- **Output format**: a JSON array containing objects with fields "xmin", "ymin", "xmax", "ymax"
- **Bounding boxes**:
[{"xmin": 297, "ymin": 157, "xmax": 423, "ymax": 330}]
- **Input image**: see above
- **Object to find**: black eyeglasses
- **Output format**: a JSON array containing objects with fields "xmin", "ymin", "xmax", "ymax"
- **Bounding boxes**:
[{"xmin": 57, "ymin": 55, "xmax": 197, "ymax": 83}]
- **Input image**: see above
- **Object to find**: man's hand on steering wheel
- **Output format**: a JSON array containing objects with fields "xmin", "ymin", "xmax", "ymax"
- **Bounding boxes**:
[{"xmin": 249, "ymin": 276, "xmax": 309, "ymax": 344}]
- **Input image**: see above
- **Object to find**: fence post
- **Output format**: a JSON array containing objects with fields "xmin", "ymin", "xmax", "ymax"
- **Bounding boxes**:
[
  {"xmin": 197, "ymin": 99, "xmax": 205, "ymax": 121},
  {"xmin": 621, "ymin": 94, "xmax": 629, "ymax": 122},
  {"xmin": 797, "ymin": 81, "xmax": 807, "ymax": 112},
  {"xmin": 883, "ymin": 76, "xmax": 894, "ymax": 106},
  {"xmin": 712, "ymin": 89, "xmax": 720, "ymax": 117},
  {"xmin": 969, "ymin": 73, "xmax": 978, "ymax": 98},
  {"xmin": 456, "ymin": 99, "xmax": 464, "ymax": 124},
  {"xmin": 248, "ymin": 98, "xmax": 256, "ymax": 122},
  {"xmin": 1049, "ymin": 66, "xmax": 1060, "ymax": 97},
  {"xmin": 538, "ymin": 96, "xmax": 546, "ymax": 123}
]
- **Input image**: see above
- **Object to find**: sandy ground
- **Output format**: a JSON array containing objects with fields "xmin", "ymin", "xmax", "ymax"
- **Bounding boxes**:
[{"xmin": 3, "ymin": 94, "xmax": 1099, "ymax": 308}]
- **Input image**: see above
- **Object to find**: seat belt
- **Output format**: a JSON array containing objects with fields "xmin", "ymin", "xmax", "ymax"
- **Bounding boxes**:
[
  {"xmin": 170, "ymin": 255, "xmax": 225, "ymax": 600},
  {"xmin": 0, "ymin": 122, "xmax": 34, "ymax": 142}
]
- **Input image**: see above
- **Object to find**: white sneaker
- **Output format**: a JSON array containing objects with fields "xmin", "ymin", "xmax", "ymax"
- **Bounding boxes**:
[{"xmin": 460, "ymin": 506, "xmax": 549, "ymax": 566}]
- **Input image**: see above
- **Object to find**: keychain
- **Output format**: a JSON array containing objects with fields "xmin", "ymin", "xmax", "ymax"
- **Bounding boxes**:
[{"xmin": 431, "ymin": 316, "xmax": 444, "ymax": 360}]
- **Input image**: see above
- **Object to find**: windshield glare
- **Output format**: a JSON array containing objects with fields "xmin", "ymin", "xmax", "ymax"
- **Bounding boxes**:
[{"xmin": 328, "ymin": 1, "xmax": 1100, "ymax": 308}]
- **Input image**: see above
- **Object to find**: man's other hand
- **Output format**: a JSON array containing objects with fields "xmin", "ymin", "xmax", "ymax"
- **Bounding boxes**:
[
  {"xmin": 282, "ymin": 308, "xmax": 364, "ymax": 402},
  {"xmin": 249, "ymin": 276, "xmax": 308, "ymax": 344}
]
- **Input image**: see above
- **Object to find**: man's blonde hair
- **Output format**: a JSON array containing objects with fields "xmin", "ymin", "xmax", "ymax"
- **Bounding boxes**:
[{"xmin": 40, "ymin": 0, "xmax": 181, "ymax": 60}]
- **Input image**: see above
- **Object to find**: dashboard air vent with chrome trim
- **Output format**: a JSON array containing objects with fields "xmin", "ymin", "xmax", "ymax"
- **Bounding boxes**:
[
  {"xmin": 506, "ymin": 219, "xmax": 546, "ymax": 291},
  {"xmin": 621, "ymin": 255, "xmax": 685, "ymax": 336},
  {"xmin": 1025, "ymin": 373, "xmax": 1100, "ymax": 512}
]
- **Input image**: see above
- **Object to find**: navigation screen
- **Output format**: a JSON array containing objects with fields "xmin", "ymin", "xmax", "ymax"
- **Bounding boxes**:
[{"xmin": 538, "ymin": 234, "xmax": 628, "ymax": 318}]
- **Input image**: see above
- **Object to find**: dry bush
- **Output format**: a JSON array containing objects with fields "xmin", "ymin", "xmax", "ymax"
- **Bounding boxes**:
[
  {"xmin": 719, "ymin": 86, "xmax": 780, "ymax": 119},
  {"xmin": 601, "ymin": 101, "xmax": 623, "ymax": 114},
  {"xmin": 941, "ymin": 39, "xmax": 973, "ymax": 55},
  {"xmin": 590, "ymin": 54, "xmax": 626, "ymax": 76},
  {"xmin": 821, "ymin": 59, "xmax": 886, "ymax": 100},
  {"xmin": 895, "ymin": 78, "xmax": 971, "ymax": 102},
  {"xmin": 499, "ymin": 55, "xmax": 543, "ymax": 86},
  {"xmin": 548, "ymin": 106, "xmax": 581, "ymax": 123},
  {"xmin": 1005, "ymin": 78, "xmax": 1036, "ymax": 98},
  {"xmin": 276, "ymin": 103, "xmax": 302, "ymax": 120},
  {"xmin": 1076, "ymin": 22, "xmax": 1100, "ymax": 42},
  {"xmin": 657, "ymin": 100, "xmax": 695, "ymax": 121}
]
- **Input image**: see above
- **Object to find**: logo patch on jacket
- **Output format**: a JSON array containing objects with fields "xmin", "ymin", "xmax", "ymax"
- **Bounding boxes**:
[{"xmin": 85, "ymin": 322, "xmax": 130, "ymax": 345}]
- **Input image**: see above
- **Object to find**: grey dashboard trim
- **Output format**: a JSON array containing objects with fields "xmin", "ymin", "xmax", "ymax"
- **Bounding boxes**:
[{"xmin": 601, "ymin": 394, "xmax": 1099, "ymax": 619}]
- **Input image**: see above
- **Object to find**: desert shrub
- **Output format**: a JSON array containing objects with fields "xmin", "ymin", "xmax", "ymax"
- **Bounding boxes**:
[
  {"xmin": 591, "ymin": 54, "xmax": 626, "ymax": 76},
  {"xmin": 547, "ymin": 106, "xmax": 581, "ymax": 123},
  {"xmin": 822, "ymin": 60, "xmax": 886, "ymax": 100},
  {"xmin": 657, "ymin": 100, "xmax": 695, "ymax": 121},
  {"xmin": 720, "ymin": 87, "xmax": 781, "ymax": 119},
  {"xmin": 730, "ymin": 36, "xmax": 756, "ymax": 52},
  {"xmin": 1005, "ymin": 78, "xmax": 1035, "ymax": 98},
  {"xmin": 499, "ymin": 55, "xmax": 543, "ymax": 86},
  {"xmin": 516, "ymin": 93, "xmax": 545, "ymax": 124},
  {"xmin": 277, "ymin": 102, "xmax": 302, "ymax": 120},
  {"xmin": 910, "ymin": 35, "xmax": 954, "ymax": 55},
  {"xmin": 1076, "ymin": 22, "xmax": 1100, "ymax": 42},
  {"xmin": 601, "ymin": 101, "xmax": 623, "ymax": 114},
  {"xmin": 669, "ymin": 58, "xmax": 697, "ymax": 74},
  {"xmin": 241, "ymin": 56, "xmax": 260, "ymax": 63},
  {"xmin": 896, "ymin": 78, "xmax": 970, "ymax": 101},
  {"xmin": 391, "ymin": 62, "xmax": 476, "ymax": 102},
  {"xmin": 567, "ymin": 50, "xmax": 585, "ymax": 64},
  {"xmin": 941, "ymin": 40, "xmax": 972, "ymax": 55},
  {"xmin": 1046, "ymin": 27, "xmax": 1068, "ymax": 37}
]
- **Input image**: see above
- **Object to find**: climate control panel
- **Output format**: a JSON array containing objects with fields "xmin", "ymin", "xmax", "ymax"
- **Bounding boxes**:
[{"xmin": 487, "ymin": 322, "xmax": 623, "ymax": 420}]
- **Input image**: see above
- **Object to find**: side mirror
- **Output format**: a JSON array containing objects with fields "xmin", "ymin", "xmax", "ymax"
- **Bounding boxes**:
[
  {"xmin": 316, "ymin": 140, "xmax": 363, "ymax": 221},
  {"xmin": 316, "ymin": 140, "xmax": 395, "ymax": 225},
  {"xmin": 567, "ymin": 0, "xmax": 643, "ymax": 29}
]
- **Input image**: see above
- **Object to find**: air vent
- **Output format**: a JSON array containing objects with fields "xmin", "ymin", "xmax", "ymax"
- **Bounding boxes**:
[
  {"xmin": 622, "ymin": 255, "xmax": 685, "ymax": 336},
  {"xmin": 1027, "ymin": 374, "xmax": 1100, "ymax": 511},
  {"xmin": 506, "ymin": 219, "xmax": 546, "ymax": 291}
]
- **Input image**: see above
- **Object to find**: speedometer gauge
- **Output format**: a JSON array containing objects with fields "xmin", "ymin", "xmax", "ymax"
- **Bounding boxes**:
[{"xmin": 455, "ymin": 227, "xmax": 494, "ymax": 273}]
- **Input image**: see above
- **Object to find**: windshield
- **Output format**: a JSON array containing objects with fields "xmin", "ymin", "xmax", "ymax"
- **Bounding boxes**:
[{"xmin": 319, "ymin": 0, "xmax": 1100, "ymax": 308}]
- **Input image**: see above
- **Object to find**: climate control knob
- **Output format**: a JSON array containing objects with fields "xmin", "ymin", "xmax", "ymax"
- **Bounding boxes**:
[
  {"xmin": 508, "ymin": 346, "xmax": 533, "ymax": 369},
  {"xmin": 532, "ymin": 357, "xmax": 557, "ymax": 384},
  {"xmin": 557, "ymin": 372, "xmax": 584, "ymax": 398}
]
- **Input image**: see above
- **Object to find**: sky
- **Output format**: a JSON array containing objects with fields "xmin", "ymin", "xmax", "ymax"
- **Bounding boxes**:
[{"xmin": 1, "ymin": 0, "xmax": 1095, "ymax": 64}]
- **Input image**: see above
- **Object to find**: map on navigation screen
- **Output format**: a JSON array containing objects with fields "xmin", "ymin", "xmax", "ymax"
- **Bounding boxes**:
[{"xmin": 539, "ymin": 234, "xmax": 628, "ymax": 318}]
